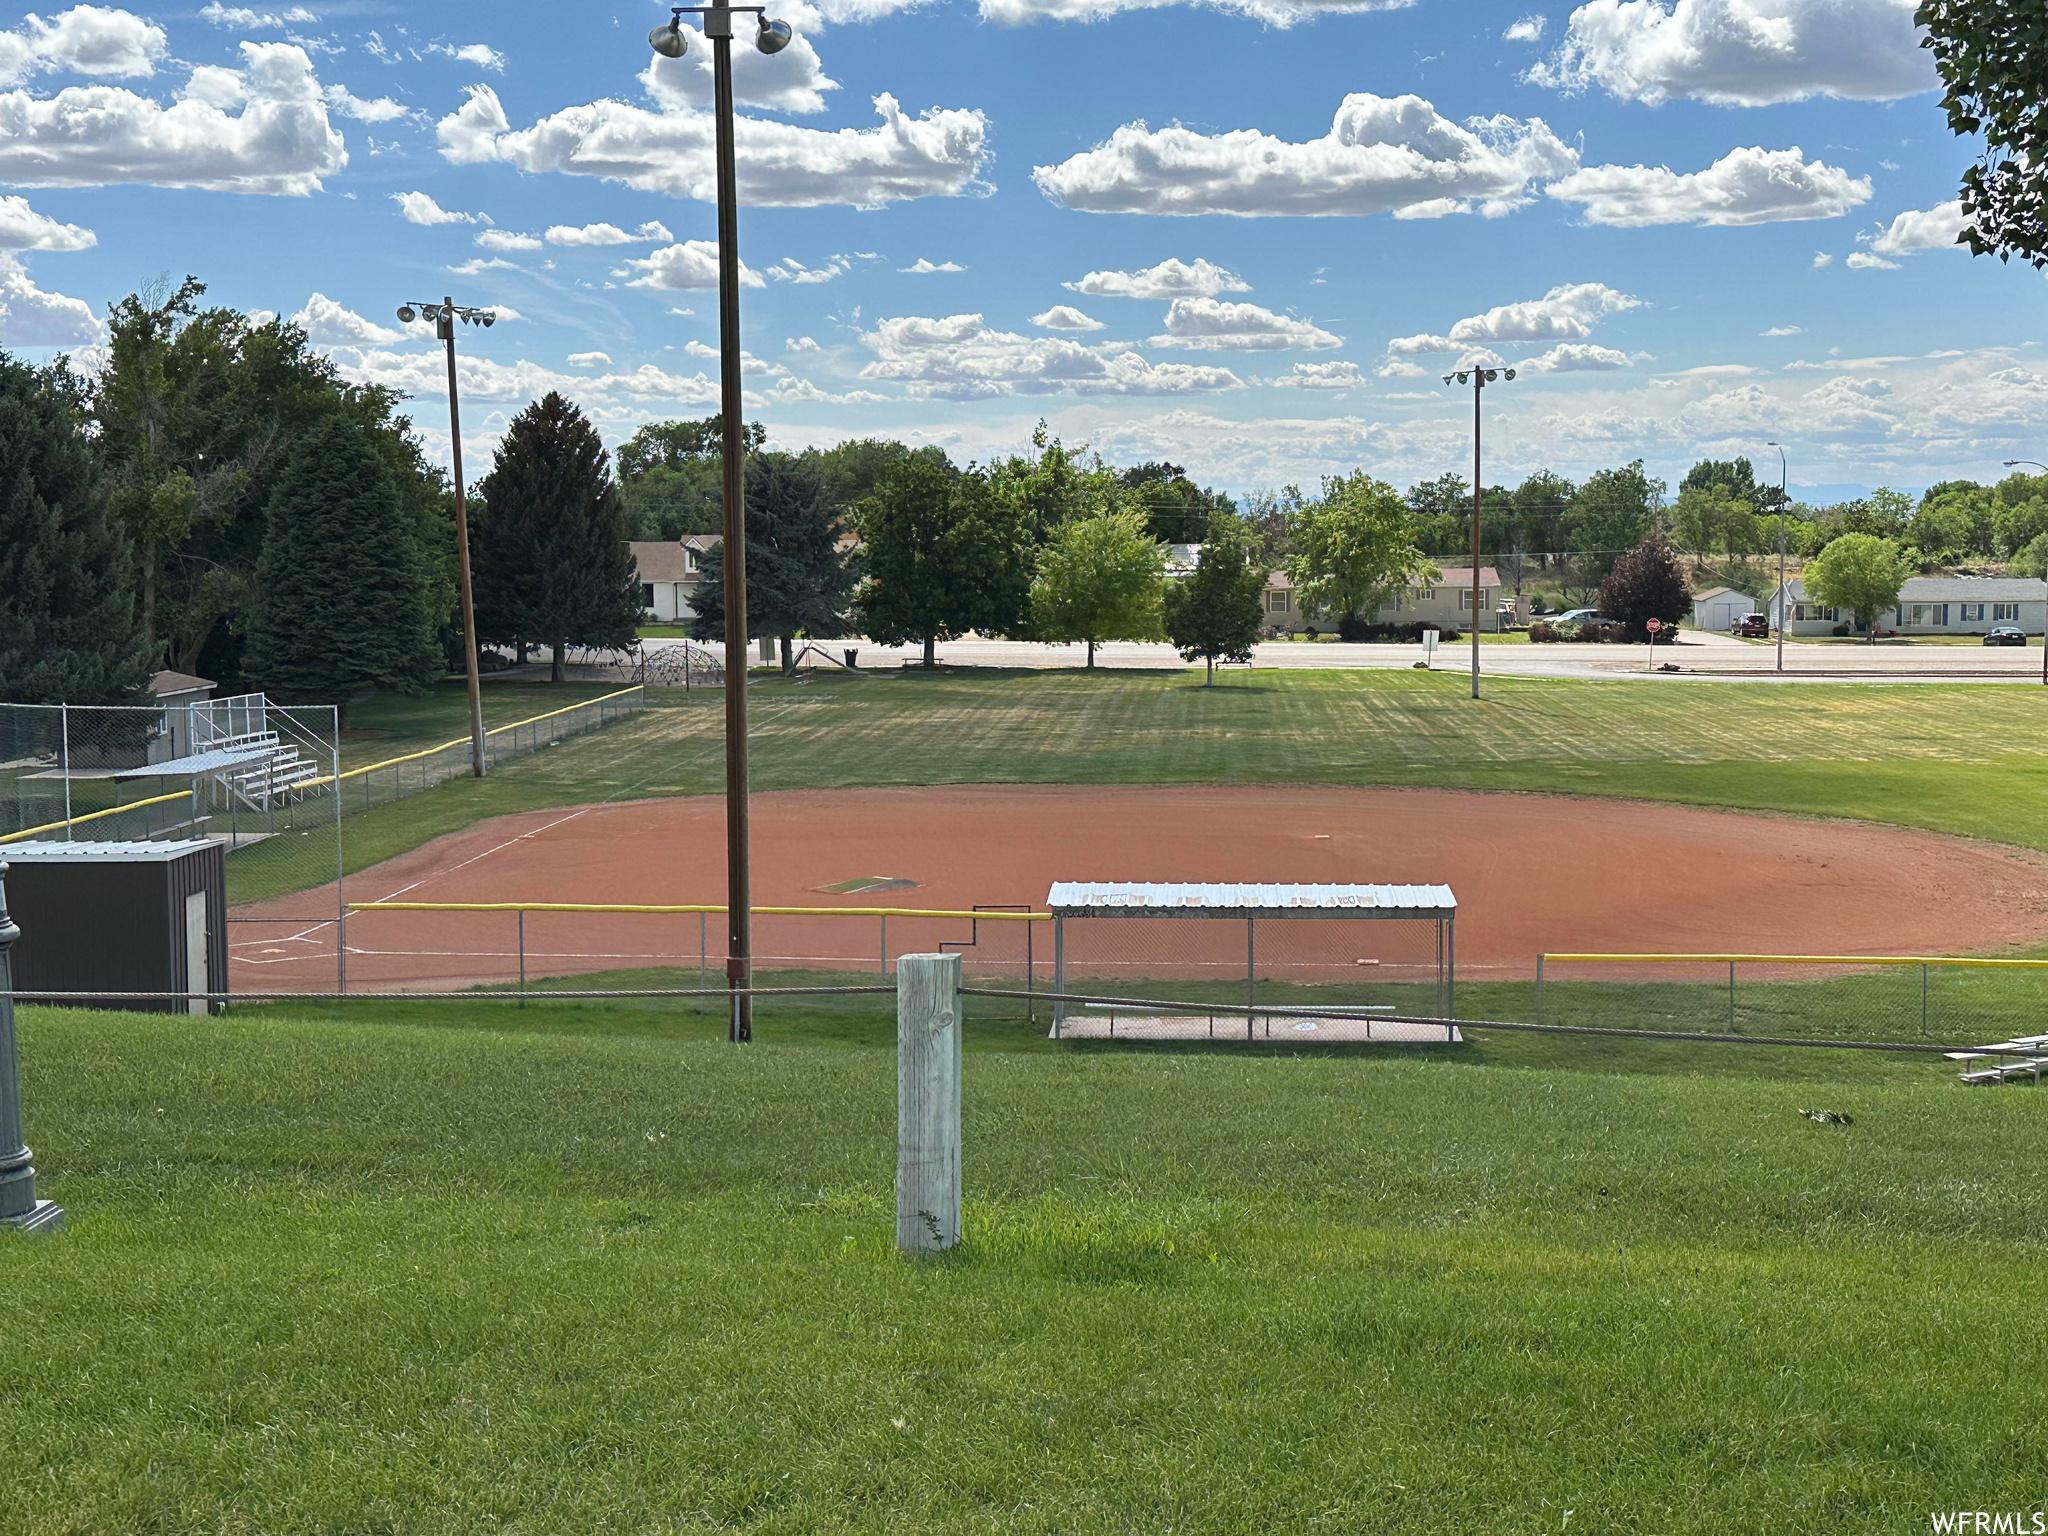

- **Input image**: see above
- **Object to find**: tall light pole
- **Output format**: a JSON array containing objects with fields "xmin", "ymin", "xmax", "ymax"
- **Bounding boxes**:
[
  {"xmin": 2003, "ymin": 459, "xmax": 2048, "ymax": 685},
  {"xmin": 397, "ymin": 298, "xmax": 494, "ymax": 778},
  {"xmin": 1444, "ymin": 365, "xmax": 1515, "ymax": 699},
  {"xmin": 650, "ymin": 1, "xmax": 792, "ymax": 1042},
  {"xmin": 1767, "ymin": 441, "xmax": 1787, "ymax": 674}
]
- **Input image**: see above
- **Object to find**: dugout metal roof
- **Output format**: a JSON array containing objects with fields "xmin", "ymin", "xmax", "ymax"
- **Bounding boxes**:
[
  {"xmin": 1046, "ymin": 882, "xmax": 1456, "ymax": 918},
  {"xmin": 0, "ymin": 840, "xmax": 216, "ymax": 863}
]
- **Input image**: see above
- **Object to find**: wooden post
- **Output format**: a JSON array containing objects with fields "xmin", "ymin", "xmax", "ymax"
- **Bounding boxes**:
[{"xmin": 897, "ymin": 952, "xmax": 961, "ymax": 1254}]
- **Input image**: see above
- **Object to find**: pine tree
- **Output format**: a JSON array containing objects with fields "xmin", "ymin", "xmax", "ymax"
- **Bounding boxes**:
[
  {"xmin": 474, "ymin": 393, "xmax": 640, "ymax": 682},
  {"xmin": 0, "ymin": 354, "xmax": 151, "ymax": 705},
  {"xmin": 1162, "ymin": 517, "xmax": 1267, "ymax": 683},
  {"xmin": 688, "ymin": 452, "xmax": 855, "ymax": 674},
  {"xmin": 244, "ymin": 413, "xmax": 442, "ymax": 710}
]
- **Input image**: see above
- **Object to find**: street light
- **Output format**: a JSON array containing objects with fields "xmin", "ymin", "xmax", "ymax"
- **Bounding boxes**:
[
  {"xmin": 1767, "ymin": 441, "xmax": 1787, "ymax": 673},
  {"xmin": 651, "ymin": 0, "xmax": 794, "ymax": 1043},
  {"xmin": 2002, "ymin": 460, "xmax": 2048, "ymax": 685},
  {"xmin": 1443, "ymin": 365, "xmax": 1515, "ymax": 699},
  {"xmin": 397, "ymin": 297, "xmax": 496, "ymax": 779}
]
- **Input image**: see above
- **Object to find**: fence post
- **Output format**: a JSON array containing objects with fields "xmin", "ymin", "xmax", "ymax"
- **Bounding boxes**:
[
  {"xmin": 518, "ymin": 909, "xmax": 526, "ymax": 1006},
  {"xmin": 897, "ymin": 952, "xmax": 961, "ymax": 1255},
  {"xmin": 1729, "ymin": 960, "xmax": 1737, "ymax": 1031},
  {"xmin": 0, "ymin": 863, "xmax": 62, "ymax": 1233},
  {"xmin": 58, "ymin": 704, "xmax": 70, "ymax": 840},
  {"xmin": 1535, "ymin": 953, "xmax": 1544, "ymax": 1026},
  {"xmin": 1052, "ymin": 914, "xmax": 1065, "ymax": 1038},
  {"xmin": 1246, "ymin": 916, "xmax": 1256, "ymax": 1041},
  {"xmin": 880, "ymin": 914, "xmax": 887, "ymax": 978},
  {"xmin": 697, "ymin": 911, "xmax": 706, "ymax": 1013},
  {"xmin": 1921, "ymin": 963, "xmax": 1929, "ymax": 1035}
]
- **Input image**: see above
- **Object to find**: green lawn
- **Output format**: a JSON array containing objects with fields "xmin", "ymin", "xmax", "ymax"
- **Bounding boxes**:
[
  {"xmin": 315, "ymin": 668, "xmax": 2048, "ymax": 892},
  {"xmin": 4, "ymin": 993, "xmax": 2042, "ymax": 1531}
]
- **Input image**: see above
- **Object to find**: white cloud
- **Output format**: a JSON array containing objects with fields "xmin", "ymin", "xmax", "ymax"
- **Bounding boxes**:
[
  {"xmin": 1812, "ymin": 250, "xmax": 1833, "ymax": 267},
  {"xmin": 1272, "ymin": 360, "xmax": 1369, "ymax": 388},
  {"xmin": 770, "ymin": 375, "xmax": 888, "ymax": 405},
  {"xmin": 0, "ymin": 195, "xmax": 93, "ymax": 251},
  {"xmin": 1150, "ymin": 297, "xmax": 1342, "ymax": 351},
  {"xmin": 1031, "ymin": 305, "xmax": 1104, "ymax": 331},
  {"xmin": 772, "ymin": 255, "xmax": 851, "ymax": 283},
  {"xmin": 544, "ymin": 220, "xmax": 671, "ymax": 245},
  {"xmin": 1527, "ymin": 0, "xmax": 1933, "ymax": 106},
  {"xmin": 1844, "ymin": 250, "xmax": 1897, "ymax": 269},
  {"xmin": 1377, "ymin": 358, "xmax": 1427, "ymax": 377},
  {"xmin": 1067, "ymin": 258, "xmax": 1249, "ymax": 299},
  {"xmin": 1504, "ymin": 14, "xmax": 1546, "ymax": 40},
  {"xmin": 786, "ymin": 335, "xmax": 820, "ymax": 351},
  {"xmin": 393, "ymin": 190, "xmax": 483, "ymax": 225},
  {"xmin": 447, "ymin": 256, "xmax": 518, "ymax": 275},
  {"xmin": 483, "ymin": 306, "xmax": 520, "ymax": 322},
  {"xmin": 900, "ymin": 257, "xmax": 964, "ymax": 273},
  {"xmin": 438, "ymin": 86, "xmax": 989, "ymax": 209},
  {"xmin": 1761, "ymin": 323, "xmax": 1803, "ymax": 335},
  {"xmin": 290, "ymin": 292, "xmax": 408, "ymax": 345},
  {"xmin": 1390, "ymin": 282, "xmax": 1639, "ymax": 353},
  {"xmin": 859, "ymin": 312, "xmax": 1242, "ymax": 399},
  {"xmin": 324, "ymin": 83, "xmax": 407, "ymax": 122},
  {"xmin": 1515, "ymin": 341, "xmax": 1632, "ymax": 373},
  {"xmin": 1033, "ymin": 93, "xmax": 1578, "ymax": 217},
  {"xmin": 0, "ymin": 6, "xmax": 167, "ymax": 87},
  {"xmin": 428, "ymin": 42, "xmax": 505, "ymax": 72},
  {"xmin": 200, "ymin": 4, "xmax": 318, "ymax": 26},
  {"xmin": 640, "ymin": 30, "xmax": 837, "ymax": 117},
  {"xmin": 980, "ymin": 0, "xmax": 1412, "ymax": 25},
  {"xmin": 622, "ymin": 240, "xmax": 766, "ymax": 289},
  {"xmin": 0, "ymin": 42, "xmax": 346, "ymax": 194},
  {"xmin": 0, "ymin": 252, "xmax": 98, "ymax": 345},
  {"xmin": 1864, "ymin": 199, "xmax": 1966, "ymax": 258},
  {"xmin": 567, "ymin": 351, "xmax": 611, "ymax": 367},
  {"xmin": 1548, "ymin": 145, "xmax": 1869, "ymax": 226},
  {"xmin": 475, "ymin": 229, "xmax": 541, "ymax": 251}
]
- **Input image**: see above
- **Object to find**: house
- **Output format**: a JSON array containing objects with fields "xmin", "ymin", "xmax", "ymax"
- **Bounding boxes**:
[
  {"xmin": 628, "ymin": 535, "xmax": 719, "ymax": 622},
  {"xmin": 1261, "ymin": 566, "xmax": 1512, "ymax": 634},
  {"xmin": 1691, "ymin": 586, "xmax": 1759, "ymax": 632},
  {"xmin": 1767, "ymin": 575, "xmax": 2048, "ymax": 636}
]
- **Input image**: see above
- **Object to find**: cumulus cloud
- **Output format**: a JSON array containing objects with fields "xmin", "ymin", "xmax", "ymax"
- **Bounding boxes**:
[
  {"xmin": 1377, "ymin": 358, "xmax": 1427, "ymax": 377},
  {"xmin": 1547, "ymin": 145, "xmax": 1869, "ymax": 226},
  {"xmin": 1812, "ymin": 250, "xmax": 1833, "ymax": 267},
  {"xmin": 1032, "ymin": 305, "xmax": 1104, "ymax": 331},
  {"xmin": 544, "ymin": 220, "xmax": 671, "ymax": 245},
  {"xmin": 567, "ymin": 351, "xmax": 611, "ymax": 367},
  {"xmin": 980, "ymin": 0, "xmax": 1412, "ymax": 25},
  {"xmin": 438, "ymin": 85, "xmax": 989, "ymax": 209},
  {"xmin": 1515, "ymin": 341, "xmax": 1632, "ymax": 373},
  {"xmin": 1761, "ymin": 323, "xmax": 1803, "ymax": 335},
  {"xmin": 324, "ymin": 83, "xmax": 407, "ymax": 122},
  {"xmin": 1033, "ymin": 93, "xmax": 1578, "ymax": 217},
  {"xmin": 0, "ymin": 41, "xmax": 346, "ymax": 194},
  {"xmin": 641, "ymin": 31, "xmax": 837, "ymax": 116},
  {"xmin": 0, "ymin": 6, "xmax": 167, "ymax": 87},
  {"xmin": 0, "ymin": 195, "xmax": 93, "ymax": 251},
  {"xmin": 1844, "ymin": 250, "xmax": 1897, "ymax": 269},
  {"xmin": 769, "ymin": 374, "xmax": 888, "ymax": 405},
  {"xmin": 786, "ymin": 335, "xmax": 820, "ymax": 351},
  {"xmin": 1504, "ymin": 14, "xmax": 1546, "ymax": 40},
  {"xmin": 1272, "ymin": 360, "xmax": 1369, "ymax": 387},
  {"xmin": 475, "ymin": 229, "xmax": 541, "ymax": 251},
  {"xmin": 900, "ymin": 256, "xmax": 964, "ymax": 273},
  {"xmin": 1067, "ymin": 257, "xmax": 1249, "ymax": 299},
  {"xmin": 1150, "ymin": 297, "xmax": 1341, "ymax": 351},
  {"xmin": 622, "ymin": 239, "xmax": 766, "ymax": 289},
  {"xmin": 1389, "ymin": 282, "xmax": 1639, "ymax": 354},
  {"xmin": 447, "ymin": 256, "xmax": 517, "ymax": 275},
  {"xmin": 859, "ymin": 312, "xmax": 1242, "ymax": 399},
  {"xmin": 393, "ymin": 189, "xmax": 483, "ymax": 225},
  {"xmin": 1863, "ymin": 199, "xmax": 1966, "ymax": 258},
  {"xmin": 290, "ymin": 292, "xmax": 409, "ymax": 345},
  {"xmin": 201, "ymin": 4, "xmax": 318, "ymax": 26},
  {"xmin": 429, "ymin": 42, "xmax": 504, "ymax": 71},
  {"xmin": 0, "ymin": 252, "xmax": 98, "ymax": 345},
  {"xmin": 1527, "ymin": 0, "xmax": 1933, "ymax": 106}
]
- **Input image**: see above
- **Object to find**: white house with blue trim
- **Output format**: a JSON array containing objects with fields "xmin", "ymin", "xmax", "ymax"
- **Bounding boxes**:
[{"xmin": 1767, "ymin": 575, "xmax": 2048, "ymax": 636}]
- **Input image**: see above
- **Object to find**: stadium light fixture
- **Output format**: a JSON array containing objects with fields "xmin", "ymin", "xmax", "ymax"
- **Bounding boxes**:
[
  {"xmin": 398, "ymin": 294, "xmax": 500, "ymax": 778},
  {"xmin": 1444, "ymin": 365, "xmax": 1516, "ymax": 699},
  {"xmin": 649, "ymin": 0, "xmax": 796, "ymax": 1044}
]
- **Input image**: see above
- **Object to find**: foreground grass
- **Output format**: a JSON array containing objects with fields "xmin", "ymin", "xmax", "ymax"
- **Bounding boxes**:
[
  {"xmin": 306, "ymin": 669, "xmax": 2048, "ymax": 895},
  {"xmin": 2, "ymin": 997, "xmax": 2042, "ymax": 1531}
]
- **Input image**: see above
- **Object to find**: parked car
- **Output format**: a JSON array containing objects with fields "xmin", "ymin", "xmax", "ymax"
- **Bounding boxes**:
[
  {"xmin": 1984, "ymin": 625, "xmax": 2028, "ymax": 647},
  {"xmin": 1548, "ymin": 608, "xmax": 1603, "ymax": 629},
  {"xmin": 1736, "ymin": 613, "xmax": 1771, "ymax": 638}
]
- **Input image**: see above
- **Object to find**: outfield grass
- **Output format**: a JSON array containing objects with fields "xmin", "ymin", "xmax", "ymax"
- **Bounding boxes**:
[
  {"xmin": 312, "ymin": 669, "xmax": 2048, "ymax": 892},
  {"xmin": 3, "ymin": 994, "xmax": 2040, "ymax": 1531}
]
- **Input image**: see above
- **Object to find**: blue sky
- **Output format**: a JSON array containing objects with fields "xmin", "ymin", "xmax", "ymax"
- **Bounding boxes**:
[{"xmin": 0, "ymin": 0, "xmax": 2038, "ymax": 500}]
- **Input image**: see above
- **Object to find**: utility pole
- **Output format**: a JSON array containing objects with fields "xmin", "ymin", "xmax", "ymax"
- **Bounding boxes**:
[
  {"xmin": 1445, "ymin": 364, "xmax": 1515, "ymax": 699},
  {"xmin": 397, "ymin": 297, "xmax": 496, "ymax": 776},
  {"xmin": 1768, "ymin": 441, "xmax": 1787, "ymax": 674},
  {"xmin": 651, "ymin": 0, "xmax": 792, "ymax": 1041}
]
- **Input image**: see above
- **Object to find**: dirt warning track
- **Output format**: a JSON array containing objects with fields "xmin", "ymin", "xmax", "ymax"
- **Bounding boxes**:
[{"xmin": 230, "ymin": 786, "xmax": 2048, "ymax": 992}]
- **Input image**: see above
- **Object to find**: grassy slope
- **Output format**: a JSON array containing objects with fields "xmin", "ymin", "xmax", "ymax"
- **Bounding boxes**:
[
  {"xmin": 321, "ymin": 669, "xmax": 2048, "ymax": 888},
  {"xmin": 5, "ymin": 996, "xmax": 2044, "ymax": 1532}
]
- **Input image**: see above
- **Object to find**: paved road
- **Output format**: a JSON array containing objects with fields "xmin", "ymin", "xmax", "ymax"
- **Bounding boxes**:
[{"xmin": 645, "ymin": 631, "xmax": 2048, "ymax": 684}]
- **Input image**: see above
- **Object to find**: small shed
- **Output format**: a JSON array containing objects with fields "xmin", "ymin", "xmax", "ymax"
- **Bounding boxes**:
[{"xmin": 0, "ymin": 841, "xmax": 227, "ymax": 1014}]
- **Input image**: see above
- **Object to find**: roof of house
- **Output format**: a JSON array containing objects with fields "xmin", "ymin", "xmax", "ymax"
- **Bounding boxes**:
[
  {"xmin": 627, "ymin": 539, "xmax": 715, "ymax": 582},
  {"xmin": 149, "ymin": 669, "xmax": 215, "ymax": 698},
  {"xmin": 1266, "ymin": 566, "xmax": 1501, "ymax": 589},
  {"xmin": 1046, "ymin": 881, "xmax": 1456, "ymax": 916}
]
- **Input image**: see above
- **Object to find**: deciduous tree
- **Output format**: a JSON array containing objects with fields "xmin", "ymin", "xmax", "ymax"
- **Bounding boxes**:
[
  {"xmin": 1918, "ymin": 0, "xmax": 2048, "ymax": 267},
  {"xmin": 1597, "ymin": 530, "xmax": 1691, "ymax": 644},
  {"xmin": 1028, "ymin": 507, "xmax": 1166, "ymax": 668},
  {"xmin": 1162, "ymin": 515, "xmax": 1267, "ymax": 683},
  {"xmin": 1286, "ymin": 472, "xmax": 1435, "ymax": 626},
  {"xmin": 854, "ymin": 451, "xmax": 1030, "ymax": 667},
  {"xmin": 1805, "ymin": 532, "xmax": 1912, "ymax": 643}
]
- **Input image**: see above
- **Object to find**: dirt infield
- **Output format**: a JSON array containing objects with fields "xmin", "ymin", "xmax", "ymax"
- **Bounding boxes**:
[{"xmin": 227, "ymin": 786, "xmax": 2048, "ymax": 994}]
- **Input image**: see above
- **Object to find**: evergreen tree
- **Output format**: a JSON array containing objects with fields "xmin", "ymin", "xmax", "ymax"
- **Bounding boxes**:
[
  {"xmin": 1028, "ymin": 506, "xmax": 1167, "ymax": 668},
  {"xmin": 474, "ymin": 393, "xmax": 641, "ymax": 682},
  {"xmin": 1162, "ymin": 516, "xmax": 1267, "ymax": 683},
  {"xmin": 689, "ymin": 452, "xmax": 856, "ymax": 674},
  {"xmin": 244, "ymin": 414, "xmax": 441, "ymax": 710},
  {"xmin": 854, "ymin": 450, "xmax": 1030, "ymax": 667},
  {"xmin": 0, "ymin": 355, "xmax": 151, "ymax": 705}
]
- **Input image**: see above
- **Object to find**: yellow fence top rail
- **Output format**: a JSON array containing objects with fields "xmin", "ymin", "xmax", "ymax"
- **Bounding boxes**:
[
  {"xmin": 1541, "ymin": 952, "xmax": 2048, "ymax": 969},
  {"xmin": 350, "ymin": 900, "xmax": 1050, "ymax": 921},
  {"xmin": 0, "ymin": 787, "xmax": 193, "ymax": 845},
  {"xmin": 317, "ymin": 684, "xmax": 644, "ymax": 790}
]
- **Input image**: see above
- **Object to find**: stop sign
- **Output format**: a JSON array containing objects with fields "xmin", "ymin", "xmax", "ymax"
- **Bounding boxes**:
[{"xmin": 1647, "ymin": 618, "xmax": 1663, "ymax": 633}]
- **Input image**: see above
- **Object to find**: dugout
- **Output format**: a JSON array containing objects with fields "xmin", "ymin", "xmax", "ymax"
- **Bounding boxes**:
[
  {"xmin": 1046, "ymin": 881, "xmax": 1457, "ymax": 1039},
  {"xmin": 0, "ymin": 841, "xmax": 227, "ymax": 1014}
]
